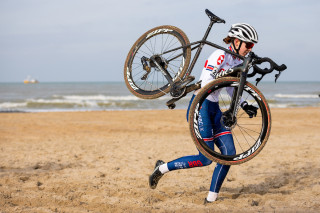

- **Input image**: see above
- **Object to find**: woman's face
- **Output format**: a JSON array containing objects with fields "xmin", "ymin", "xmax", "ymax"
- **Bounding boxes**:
[{"xmin": 233, "ymin": 39, "xmax": 254, "ymax": 56}]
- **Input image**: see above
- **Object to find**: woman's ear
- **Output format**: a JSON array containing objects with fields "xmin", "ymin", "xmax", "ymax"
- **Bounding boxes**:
[
  {"xmin": 232, "ymin": 38, "xmax": 240, "ymax": 49},
  {"xmin": 234, "ymin": 38, "xmax": 240, "ymax": 46}
]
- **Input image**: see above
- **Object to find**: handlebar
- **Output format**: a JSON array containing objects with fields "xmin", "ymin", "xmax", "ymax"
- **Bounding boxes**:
[
  {"xmin": 246, "ymin": 52, "xmax": 287, "ymax": 84},
  {"xmin": 248, "ymin": 56, "xmax": 287, "ymax": 77}
]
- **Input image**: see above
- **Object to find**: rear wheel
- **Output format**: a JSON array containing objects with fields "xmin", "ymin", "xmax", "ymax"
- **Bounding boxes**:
[
  {"xmin": 124, "ymin": 25, "xmax": 191, "ymax": 99},
  {"xmin": 188, "ymin": 77, "xmax": 271, "ymax": 165}
]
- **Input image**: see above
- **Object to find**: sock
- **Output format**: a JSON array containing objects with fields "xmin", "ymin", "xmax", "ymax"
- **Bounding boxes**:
[
  {"xmin": 159, "ymin": 163, "xmax": 169, "ymax": 174},
  {"xmin": 207, "ymin": 191, "xmax": 218, "ymax": 202}
]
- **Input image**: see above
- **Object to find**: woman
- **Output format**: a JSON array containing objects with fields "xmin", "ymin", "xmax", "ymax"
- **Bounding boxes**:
[{"xmin": 149, "ymin": 23, "xmax": 259, "ymax": 203}]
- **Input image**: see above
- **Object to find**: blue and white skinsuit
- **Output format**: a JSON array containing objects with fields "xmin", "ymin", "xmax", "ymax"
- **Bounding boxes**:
[{"xmin": 161, "ymin": 46, "xmax": 243, "ymax": 197}]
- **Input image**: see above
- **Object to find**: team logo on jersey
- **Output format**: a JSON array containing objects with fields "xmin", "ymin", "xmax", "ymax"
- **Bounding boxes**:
[
  {"xmin": 218, "ymin": 68, "xmax": 225, "ymax": 73},
  {"xmin": 204, "ymin": 60, "xmax": 208, "ymax": 68},
  {"xmin": 206, "ymin": 65, "xmax": 215, "ymax": 71},
  {"xmin": 217, "ymin": 55, "xmax": 225, "ymax": 65},
  {"xmin": 204, "ymin": 60, "xmax": 216, "ymax": 72}
]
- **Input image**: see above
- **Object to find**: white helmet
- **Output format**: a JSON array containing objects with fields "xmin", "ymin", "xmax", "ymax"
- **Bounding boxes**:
[{"xmin": 228, "ymin": 23, "xmax": 258, "ymax": 43}]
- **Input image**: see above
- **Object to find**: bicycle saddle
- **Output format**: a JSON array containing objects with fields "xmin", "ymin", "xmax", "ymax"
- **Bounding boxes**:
[{"xmin": 205, "ymin": 9, "xmax": 225, "ymax": 23}]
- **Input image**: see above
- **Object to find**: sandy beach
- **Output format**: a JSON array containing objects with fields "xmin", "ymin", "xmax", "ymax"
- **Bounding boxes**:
[{"xmin": 0, "ymin": 108, "xmax": 319, "ymax": 212}]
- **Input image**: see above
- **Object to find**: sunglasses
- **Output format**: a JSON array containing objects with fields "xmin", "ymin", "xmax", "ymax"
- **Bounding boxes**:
[{"xmin": 245, "ymin": 42, "xmax": 255, "ymax": 49}]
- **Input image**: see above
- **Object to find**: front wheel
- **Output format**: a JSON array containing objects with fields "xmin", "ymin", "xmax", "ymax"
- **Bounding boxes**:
[
  {"xmin": 124, "ymin": 25, "xmax": 191, "ymax": 99},
  {"xmin": 188, "ymin": 77, "xmax": 271, "ymax": 165}
]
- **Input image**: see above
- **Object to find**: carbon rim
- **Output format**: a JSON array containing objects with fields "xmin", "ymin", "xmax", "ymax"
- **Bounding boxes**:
[
  {"xmin": 189, "ymin": 79, "xmax": 270, "ymax": 165},
  {"xmin": 126, "ymin": 27, "xmax": 189, "ymax": 96}
]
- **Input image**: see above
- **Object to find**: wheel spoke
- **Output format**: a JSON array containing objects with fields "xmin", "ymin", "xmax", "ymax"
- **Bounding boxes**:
[
  {"xmin": 188, "ymin": 79, "xmax": 270, "ymax": 165},
  {"xmin": 129, "ymin": 32, "xmax": 187, "ymax": 92}
]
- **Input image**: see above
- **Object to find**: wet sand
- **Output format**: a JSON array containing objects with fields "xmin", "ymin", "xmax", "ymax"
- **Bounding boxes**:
[{"xmin": 0, "ymin": 108, "xmax": 319, "ymax": 212}]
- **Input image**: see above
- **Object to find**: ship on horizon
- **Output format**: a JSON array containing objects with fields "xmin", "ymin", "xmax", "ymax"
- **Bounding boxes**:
[{"xmin": 24, "ymin": 76, "xmax": 39, "ymax": 84}]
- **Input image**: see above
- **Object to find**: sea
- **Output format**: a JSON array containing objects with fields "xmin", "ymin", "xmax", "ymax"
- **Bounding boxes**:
[{"xmin": 0, "ymin": 81, "xmax": 319, "ymax": 112}]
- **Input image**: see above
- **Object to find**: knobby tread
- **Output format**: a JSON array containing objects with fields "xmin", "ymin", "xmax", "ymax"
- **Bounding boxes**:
[
  {"xmin": 124, "ymin": 25, "xmax": 191, "ymax": 99},
  {"xmin": 188, "ymin": 77, "xmax": 271, "ymax": 165}
]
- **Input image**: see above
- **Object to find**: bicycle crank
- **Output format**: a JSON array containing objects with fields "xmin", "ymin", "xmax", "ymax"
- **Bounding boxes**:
[
  {"xmin": 166, "ymin": 81, "xmax": 201, "ymax": 109},
  {"xmin": 170, "ymin": 83, "xmax": 186, "ymax": 98},
  {"xmin": 170, "ymin": 75, "xmax": 195, "ymax": 98}
]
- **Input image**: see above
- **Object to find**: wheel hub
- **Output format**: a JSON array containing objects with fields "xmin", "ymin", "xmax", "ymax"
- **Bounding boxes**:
[
  {"xmin": 221, "ymin": 110, "xmax": 237, "ymax": 130},
  {"xmin": 150, "ymin": 55, "xmax": 168, "ymax": 70}
]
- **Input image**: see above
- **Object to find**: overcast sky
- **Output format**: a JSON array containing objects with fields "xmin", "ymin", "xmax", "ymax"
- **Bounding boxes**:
[{"xmin": 0, "ymin": 0, "xmax": 319, "ymax": 82}]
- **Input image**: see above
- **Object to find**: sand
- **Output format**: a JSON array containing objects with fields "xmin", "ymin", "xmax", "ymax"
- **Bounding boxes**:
[{"xmin": 0, "ymin": 108, "xmax": 319, "ymax": 212}]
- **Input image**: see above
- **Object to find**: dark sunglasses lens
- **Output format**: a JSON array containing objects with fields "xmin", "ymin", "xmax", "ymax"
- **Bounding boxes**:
[{"xmin": 246, "ymin": 42, "xmax": 254, "ymax": 49}]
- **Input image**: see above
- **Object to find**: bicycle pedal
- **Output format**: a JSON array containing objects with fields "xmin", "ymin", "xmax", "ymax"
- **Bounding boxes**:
[{"xmin": 167, "ymin": 103, "xmax": 176, "ymax": 109}]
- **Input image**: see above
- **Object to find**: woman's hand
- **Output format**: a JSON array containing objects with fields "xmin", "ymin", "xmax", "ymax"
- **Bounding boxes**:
[{"xmin": 241, "ymin": 101, "xmax": 258, "ymax": 118}]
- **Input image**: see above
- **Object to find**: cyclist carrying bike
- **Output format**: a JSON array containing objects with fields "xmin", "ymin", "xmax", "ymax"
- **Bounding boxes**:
[{"xmin": 149, "ymin": 23, "xmax": 259, "ymax": 203}]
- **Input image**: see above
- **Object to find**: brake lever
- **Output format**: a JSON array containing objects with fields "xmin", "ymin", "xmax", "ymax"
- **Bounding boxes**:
[
  {"xmin": 274, "ymin": 64, "xmax": 286, "ymax": 83},
  {"xmin": 275, "ymin": 71, "xmax": 281, "ymax": 83},
  {"xmin": 255, "ymin": 73, "xmax": 265, "ymax": 86},
  {"xmin": 252, "ymin": 65, "xmax": 268, "ymax": 86},
  {"xmin": 255, "ymin": 77, "xmax": 262, "ymax": 86}
]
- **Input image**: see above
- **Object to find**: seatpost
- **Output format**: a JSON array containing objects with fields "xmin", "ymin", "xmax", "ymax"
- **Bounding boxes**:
[
  {"xmin": 202, "ymin": 20, "xmax": 215, "ymax": 41},
  {"xmin": 185, "ymin": 20, "xmax": 215, "ymax": 75}
]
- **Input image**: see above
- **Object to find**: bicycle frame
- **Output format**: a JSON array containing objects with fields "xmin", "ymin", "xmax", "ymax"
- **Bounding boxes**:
[
  {"xmin": 161, "ymin": 19, "xmax": 251, "ymax": 118},
  {"xmin": 152, "ymin": 11, "xmax": 285, "ymax": 116},
  {"xmin": 162, "ymin": 20, "xmax": 245, "ymax": 78}
]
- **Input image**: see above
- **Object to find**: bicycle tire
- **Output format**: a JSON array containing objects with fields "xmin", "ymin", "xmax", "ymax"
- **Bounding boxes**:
[
  {"xmin": 188, "ymin": 77, "xmax": 271, "ymax": 165},
  {"xmin": 124, "ymin": 25, "xmax": 191, "ymax": 99}
]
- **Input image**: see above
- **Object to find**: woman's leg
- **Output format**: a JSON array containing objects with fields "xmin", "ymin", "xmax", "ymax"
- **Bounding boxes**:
[
  {"xmin": 150, "ymin": 98, "xmax": 214, "ymax": 190},
  {"xmin": 205, "ymin": 103, "xmax": 236, "ymax": 202},
  {"xmin": 208, "ymin": 133, "xmax": 235, "ymax": 193},
  {"xmin": 166, "ymin": 143, "xmax": 213, "ymax": 171},
  {"xmin": 165, "ymin": 100, "xmax": 215, "ymax": 171}
]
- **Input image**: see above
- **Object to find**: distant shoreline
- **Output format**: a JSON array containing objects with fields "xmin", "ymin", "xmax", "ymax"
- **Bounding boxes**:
[
  {"xmin": 1, "ymin": 106, "xmax": 319, "ymax": 114},
  {"xmin": 1, "ymin": 82, "xmax": 319, "ymax": 112}
]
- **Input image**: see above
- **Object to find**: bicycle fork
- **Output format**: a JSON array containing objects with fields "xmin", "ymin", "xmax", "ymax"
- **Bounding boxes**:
[
  {"xmin": 223, "ymin": 59, "xmax": 250, "ymax": 128},
  {"xmin": 230, "ymin": 73, "xmax": 247, "ymax": 114}
]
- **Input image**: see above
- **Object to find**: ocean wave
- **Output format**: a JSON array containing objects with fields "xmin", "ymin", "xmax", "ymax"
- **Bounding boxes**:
[
  {"xmin": 0, "ymin": 93, "xmax": 319, "ymax": 112},
  {"xmin": 0, "ymin": 95, "xmax": 168, "ymax": 111},
  {"xmin": 274, "ymin": 94, "xmax": 319, "ymax": 99},
  {"xmin": 57, "ymin": 95, "xmax": 141, "ymax": 101},
  {"xmin": 0, "ymin": 102, "xmax": 28, "ymax": 108}
]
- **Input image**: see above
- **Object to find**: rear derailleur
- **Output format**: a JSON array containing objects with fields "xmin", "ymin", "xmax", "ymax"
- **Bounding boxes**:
[{"xmin": 140, "ymin": 55, "xmax": 168, "ymax": 80}]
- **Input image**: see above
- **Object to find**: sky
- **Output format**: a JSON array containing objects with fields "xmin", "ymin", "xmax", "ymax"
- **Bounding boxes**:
[{"xmin": 0, "ymin": 0, "xmax": 319, "ymax": 82}]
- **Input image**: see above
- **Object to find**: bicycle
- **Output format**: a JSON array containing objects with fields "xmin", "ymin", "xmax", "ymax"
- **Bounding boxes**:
[{"xmin": 124, "ymin": 9, "xmax": 287, "ymax": 165}]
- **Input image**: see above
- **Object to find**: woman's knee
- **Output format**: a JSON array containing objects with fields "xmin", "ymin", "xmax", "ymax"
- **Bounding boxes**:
[
  {"xmin": 199, "ymin": 154, "xmax": 212, "ymax": 166},
  {"xmin": 228, "ymin": 147, "xmax": 236, "ymax": 155},
  {"xmin": 218, "ymin": 144, "xmax": 236, "ymax": 155},
  {"xmin": 217, "ymin": 135, "xmax": 236, "ymax": 155}
]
